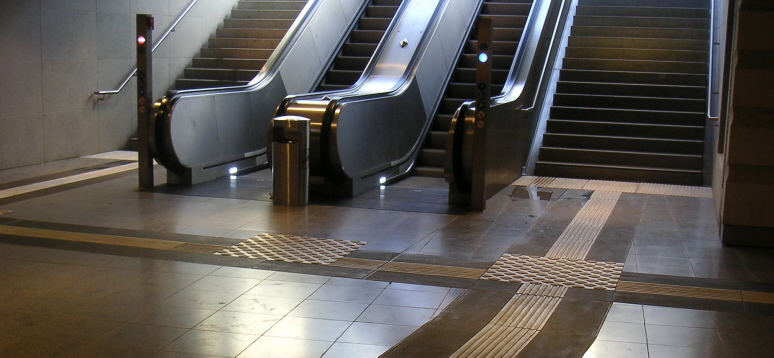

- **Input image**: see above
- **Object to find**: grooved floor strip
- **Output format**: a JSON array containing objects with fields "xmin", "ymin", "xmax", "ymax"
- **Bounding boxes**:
[
  {"xmin": 0, "ymin": 163, "xmax": 138, "ymax": 200},
  {"xmin": 545, "ymin": 190, "xmax": 621, "ymax": 260},
  {"xmin": 514, "ymin": 176, "xmax": 712, "ymax": 198},
  {"xmin": 616, "ymin": 280, "xmax": 743, "ymax": 301},
  {"xmin": 0, "ymin": 224, "xmax": 185, "ymax": 250},
  {"xmin": 214, "ymin": 233, "xmax": 365, "ymax": 265},
  {"xmin": 451, "ymin": 284, "xmax": 568, "ymax": 358},
  {"xmin": 329, "ymin": 257, "xmax": 387, "ymax": 270},
  {"xmin": 379, "ymin": 261, "xmax": 487, "ymax": 279}
]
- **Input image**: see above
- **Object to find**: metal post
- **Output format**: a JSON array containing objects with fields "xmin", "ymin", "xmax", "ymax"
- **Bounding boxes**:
[
  {"xmin": 472, "ymin": 17, "xmax": 492, "ymax": 211},
  {"xmin": 137, "ymin": 14, "xmax": 154, "ymax": 189}
]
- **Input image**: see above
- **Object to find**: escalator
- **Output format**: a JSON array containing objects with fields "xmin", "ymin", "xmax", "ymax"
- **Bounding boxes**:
[
  {"xmin": 414, "ymin": 0, "xmax": 533, "ymax": 178},
  {"xmin": 316, "ymin": 0, "xmax": 402, "ymax": 91},
  {"xmin": 150, "ymin": 0, "xmax": 393, "ymax": 185},
  {"xmin": 276, "ymin": 0, "xmax": 482, "ymax": 196}
]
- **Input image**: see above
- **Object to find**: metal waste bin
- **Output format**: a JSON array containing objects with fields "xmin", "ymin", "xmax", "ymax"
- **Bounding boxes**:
[{"xmin": 272, "ymin": 116, "xmax": 310, "ymax": 206}]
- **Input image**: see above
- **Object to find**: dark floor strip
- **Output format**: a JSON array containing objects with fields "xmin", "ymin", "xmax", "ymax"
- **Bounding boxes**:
[
  {"xmin": 0, "ymin": 160, "xmax": 135, "ymax": 190},
  {"xmin": 382, "ymin": 289, "xmax": 517, "ymax": 358}
]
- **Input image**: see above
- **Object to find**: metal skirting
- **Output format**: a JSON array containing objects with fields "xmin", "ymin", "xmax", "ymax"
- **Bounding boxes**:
[
  {"xmin": 214, "ymin": 233, "xmax": 365, "ymax": 265},
  {"xmin": 483, "ymin": 254, "xmax": 623, "ymax": 291},
  {"xmin": 451, "ymin": 284, "xmax": 568, "ymax": 357},
  {"xmin": 514, "ymin": 176, "xmax": 713, "ymax": 198}
]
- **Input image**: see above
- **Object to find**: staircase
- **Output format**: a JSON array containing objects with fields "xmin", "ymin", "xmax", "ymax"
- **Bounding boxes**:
[
  {"xmin": 174, "ymin": 0, "xmax": 308, "ymax": 90},
  {"xmin": 315, "ymin": 0, "xmax": 402, "ymax": 91},
  {"xmin": 413, "ymin": 0, "xmax": 534, "ymax": 178},
  {"xmin": 534, "ymin": 0, "xmax": 710, "ymax": 185}
]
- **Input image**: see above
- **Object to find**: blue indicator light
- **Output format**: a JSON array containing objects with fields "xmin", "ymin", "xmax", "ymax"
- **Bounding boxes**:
[{"xmin": 478, "ymin": 53, "xmax": 489, "ymax": 63}]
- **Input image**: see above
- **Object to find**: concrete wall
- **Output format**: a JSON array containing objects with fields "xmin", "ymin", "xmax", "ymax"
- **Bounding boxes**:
[
  {"xmin": 718, "ymin": 0, "xmax": 774, "ymax": 246},
  {"xmin": 0, "ymin": 0, "xmax": 239, "ymax": 170}
]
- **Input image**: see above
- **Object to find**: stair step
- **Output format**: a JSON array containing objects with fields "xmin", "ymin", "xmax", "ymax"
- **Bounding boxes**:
[
  {"xmin": 565, "ymin": 47, "xmax": 707, "ymax": 62},
  {"xmin": 553, "ymin": 93, "xmax": 706, "ymax": 112},
  {"xmin": 200, "ymin": 48, "xmax": 275, "ymax": 59},
  {"xmin": 534, "ymin": 161, "xmax": 702, "ymax": 185},
  {"xmin": 549, "ymin": 106, "xmax": 705, "ymax": 126},
  {"xmin": 562, "ymin": 58, "xmax": 707, "ymax": 74},
  {"xmin": 323, "ymin": 70, "xmax": 362, "ymax": 85},
  {"xmin": 568, "ymin": 36, "xmax": 707, "ymax": 51},
  {"xmin": 556, "ymin": 81, "xmax": 706, "ymax": 99},
  {"xmin": 366, "ymin": 5, "xmax": 401, "ymax": 18},
  {"xmin": 425, "ymin": 131, "xmax": 448, "ymax": 150},
  {"xmin": 538, "ymin": 147, "xmax": 702, "ymax": 170},
  {"xmin": 542, "ymin": 133, "xmax": 703, "ymax": 154},
  {"xmin": 183, "ymin": 68, "xmax": 260, "ymax": 81},
  {"xmin": 175, "ymin": 78, "xmax": 248, "ymax": 90},
  {"xmin": 223, "ymin": 18, "xmax": 296, "ymax": 29},
  {"xmin": 546, "ymin": 119, "xmax": 705, "ymax": 140},
  {"xmin": 207, "ymin": 38, "xmax": 282, "ymax": 49},
  {"xmin": 576, "ymin": 5, "xmax": 709, "ymax": 18},
  {"xmin": 574, "ymin": 15, "xmax": 708, "ymax": 29},
  {"xmin": 237, "ymin": 1, "xmax": 307, "ymax": 11},
  {"xmin": 558, "ymin": 69, "xmax": 706, "ymax": 86},
  {"xmin": 418, "ymin": 148, "xmax": 445, "ymax": 167},
  {"xmin": 578, "ymin": 0, "xmax": 709, "ymax": 8},
  {"xmin": 230, "ymin": 9, "xmax": 300, "ymax": 19},
  {"xmin": 412, "ymin": 166, "xmax": 445, "ymax": 178},
  {"xmin": 216, "ymin": 28, "xmax": 287, "ymax": 39},
  {"xmin": 571, "ymin": 26, "xmax": 708, "ymax": 40},
  {"xmin": 191, "ymin": 58, "xmax": 268, "ymax": 70}
]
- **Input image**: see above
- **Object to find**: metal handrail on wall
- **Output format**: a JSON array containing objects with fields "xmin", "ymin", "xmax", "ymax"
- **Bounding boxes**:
[{"xmin": 93, "ymin": 0, "xmax": 199, "ymax": 100}]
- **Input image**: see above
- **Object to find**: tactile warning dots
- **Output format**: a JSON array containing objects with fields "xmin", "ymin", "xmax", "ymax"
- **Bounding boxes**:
[
  {"xmin": 514, "ymin": 176, "xmax": 712, "ymax": 198},
  {"xmin": 482, "ymin": 254, "xmax": 624, "ymax": 291},
  {"xmin": 215, "ymin": 233, "xmax": 365, "ymax": 265}
]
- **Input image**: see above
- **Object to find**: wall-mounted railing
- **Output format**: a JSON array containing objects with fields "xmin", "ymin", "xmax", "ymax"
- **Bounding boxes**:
[{"xmin": 93, "ymin": 0, "xmax": 199, "ymax": 100}]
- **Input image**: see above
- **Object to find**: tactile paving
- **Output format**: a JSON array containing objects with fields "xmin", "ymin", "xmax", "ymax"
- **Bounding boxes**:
[
  {"xmin": 514, "ymin": 176, "xmax": 712, "ymax": 198},
  {"xmin": 483, "ymin": 254, "xmax": 624, "ymax": 291},
  {"xmin": 214, "ymin": 233, "xmax": 365, "ymax": 265},
  {"xmin": 451, "ymin": 284, "xmax": 567, "ymax": 358}
]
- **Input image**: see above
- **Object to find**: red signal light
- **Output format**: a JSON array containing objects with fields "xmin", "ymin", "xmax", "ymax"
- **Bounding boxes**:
[{"xmin": 137, "ymin": 35, "xmax": 146, "ymax": 46}]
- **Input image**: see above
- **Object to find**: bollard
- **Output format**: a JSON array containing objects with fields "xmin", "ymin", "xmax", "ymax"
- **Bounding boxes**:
[{"xmin": 272, "ymin": 116, "xmax": 310, "ymax": 206}]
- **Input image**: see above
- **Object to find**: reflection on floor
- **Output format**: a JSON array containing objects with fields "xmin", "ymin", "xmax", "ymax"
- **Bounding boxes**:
[{"xmin": 0, "ymin": 151, "xmax": 773, "ymax": 357}]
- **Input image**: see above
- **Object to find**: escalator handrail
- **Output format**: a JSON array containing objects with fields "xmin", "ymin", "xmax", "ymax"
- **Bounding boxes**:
[{"xmin": 492, "ymin": 0, "xmax": 569, "ymax": 110}]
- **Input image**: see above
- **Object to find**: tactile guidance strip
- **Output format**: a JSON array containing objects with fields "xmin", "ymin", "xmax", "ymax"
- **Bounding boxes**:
[
  {"xmin": 215, "ymin": 233, "xmax": 365, "ymax": 265},
  {"xmin": 514, "ymin": 176, "xmax": 712, "ymax": 198},
  {"xmin": 483, "ymin": 254, "xmax": 623, "ymax": 291}
]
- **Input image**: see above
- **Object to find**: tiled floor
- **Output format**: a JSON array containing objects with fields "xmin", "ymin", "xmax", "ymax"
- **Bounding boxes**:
[{"xmin": 1, "ymin": 152, "xmax": 774, "ymax": 357}]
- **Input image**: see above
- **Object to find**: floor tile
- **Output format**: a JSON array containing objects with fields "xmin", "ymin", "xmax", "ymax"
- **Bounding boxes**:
[
  {"xmin": 322, "ymin": 342, "xmax": 391, "ymax": 358},
  {"xmin": 237, "ymin": 336, "xmax": 332, "ymax": 358},
  {"xmin": 265, "ymin": 316, "xmax": 352, "ymax": 341},
  {"xmin": 647, "ymin": 344, "xmax": 725, "ymax": 358},
  {"xmin": 337, "ymin": 322, "xmax": 418, "ymax": 346},
  {"xmin": 372, "ymin": 288, "xmax": 448, "ymax": 309},
  {"xmin": 131, "ymin": 305, "xmax": 217, "ymax": 329},
  {"xmin": 356, "ymin": 304, "xmax": 435, "ymax": 326},
  {"xmin": 645, "ymin": 325, "xmax": 722, "ymax": 348},
  {"xmin": 163, "ymin": 329, "xmax": 258, "ymax": 357},
  {"xmin": 288, "ymin": 300, "xmax": 369, "ymax": 321},
  {"xmin": 245, "ymin": 280, "xmax": 324, "ymax": 299},
  {"xmin": 595, "ymin": 321, "xmax": 647, "ymax": 344},
  {"xmin": 583, "ymin": 341, "xmax": 648, "ymax": 358},
  {"xmin": 643, "ymin": 305, "xmax": 715, "ymax": 328},
  {"xmin": 606, "ymin": 303, "xmax": 644, "ymax": 324},
  {"xmin": 222, "ymin": 294, "xmax": 305, "ymax": 316},
  {"xmin": 195, "ymin": 310, "xmax": 283, "ymax": 335},
  {"xmin": 186, "ymin": 276, "xmax": 263, "ymax": 295},
  {"xmin": 209, "ymin": 267, "xmax": 274, "ymax": 280},
  {"xmin": 308, "ymin": 284, "xmax": 384, "ymax": 304},
  {"xmin": 161, "ymin": 288, "xmax": 242, "ymax": 311}
]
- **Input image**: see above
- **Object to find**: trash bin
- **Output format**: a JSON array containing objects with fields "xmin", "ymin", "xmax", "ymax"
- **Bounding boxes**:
[{"xmin": 272, "ymin": 116, "xmax": 310, "ymax": 206}]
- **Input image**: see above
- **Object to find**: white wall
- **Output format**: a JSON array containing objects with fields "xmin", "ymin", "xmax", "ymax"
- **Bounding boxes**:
[{"xmin": 0, "ymin": 0, "xmax": 239, "ymax": 170}]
